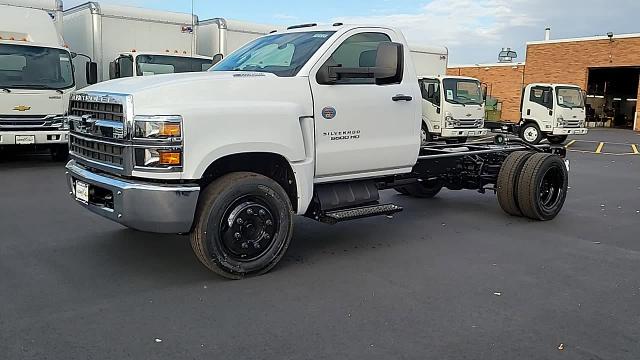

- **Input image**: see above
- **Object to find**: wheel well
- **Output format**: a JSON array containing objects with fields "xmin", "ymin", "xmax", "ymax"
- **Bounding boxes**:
[{"xmin": 200, "ymin": 153, "xmax": 298, "ymax": 212}]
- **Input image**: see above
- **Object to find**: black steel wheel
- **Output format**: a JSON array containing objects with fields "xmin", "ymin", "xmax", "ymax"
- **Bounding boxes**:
[
  {"xmin": 496, "ymin": 151, "xmax": 534, "ymax": 216},
  {"xmin": 547, "ymin": 135, "xmax": 568, "ymax": 145},
  {"xmin": 190, "ymin": 172, "xmax": 293, "ymax": 279},
  {"xmin": 516, "ymin": 153, "xmax": 568, "ymax": 221}
]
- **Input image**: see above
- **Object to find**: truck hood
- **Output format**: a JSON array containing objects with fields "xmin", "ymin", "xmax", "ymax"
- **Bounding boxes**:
[
  {"xmin": 80, "ymin": 71, "xmax": 312, "ymax": 116},
  {"xmin": 0, "ymin": 89, "xmax": 72, "ymax": 117}
]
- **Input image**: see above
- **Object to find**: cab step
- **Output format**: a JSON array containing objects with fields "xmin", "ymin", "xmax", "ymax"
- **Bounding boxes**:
[{"xmin": 320, "ymin": 204, "xmax": 403, "ymax": 224}]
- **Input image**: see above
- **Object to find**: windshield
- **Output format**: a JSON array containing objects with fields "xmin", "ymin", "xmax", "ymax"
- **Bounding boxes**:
[
  {"xmin": 211, "ymin": 31, "xmax": 335, "ymax": 77},
  {"xmin": 0, "ymin": 44, "xmax": 74, "ymax": 90},
  {"xmin": 442, "ymin": 78, "xmax": 483, "ymax": 106},
  {"xmin": 556, "ymin": 87, "xmax": 584, "ymax": 109},
  {"xmin": 136, "ymin": 55, "xmax": 213, "ymax": 76}
]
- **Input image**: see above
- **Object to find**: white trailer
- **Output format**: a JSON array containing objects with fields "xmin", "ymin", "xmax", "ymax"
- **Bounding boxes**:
[
  {"xmin": 410, "ymin": 46, "xmax": 488, "ymax": 144},
  {"xmin": 197, "ymin": 18, "xmax": 280, "ymax": 58},
  {"xmin": 64, "ymin": 2, "xmax": 212, "ymax": 89},
  {"xmin": 0, "ymin": 1, "xmax": 84, "ymax": 160}
]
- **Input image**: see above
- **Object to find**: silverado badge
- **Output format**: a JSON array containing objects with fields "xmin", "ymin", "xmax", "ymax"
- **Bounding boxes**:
[{"xmin": 13, "ymin": 105, "xmax": 31, "ymax": 112}]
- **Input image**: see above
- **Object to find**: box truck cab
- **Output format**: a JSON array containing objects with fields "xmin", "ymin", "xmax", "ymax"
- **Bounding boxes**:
[
  {"xmin": 109, "ymin": 51, "xmax": 212, "ymax": 79},
  {"xmin": 410, "ymin": 46, "xmax": 487, "ymax": 144},
  {"xmin": 0, "ymin": 2, "xmax": 78, "ymax": 160},
  {"xmin": 519, "ymin": 83, "xmax": 588, "ymax": 144},
  {"xmin": 420, "ymin": 75, "xmax": 488, "ymax": 144}
]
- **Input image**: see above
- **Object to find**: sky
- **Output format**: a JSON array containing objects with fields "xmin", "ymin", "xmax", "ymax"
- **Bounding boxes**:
[{"xmin": 64, "ymin": 0, "xmax": 640, "ymax": 65}]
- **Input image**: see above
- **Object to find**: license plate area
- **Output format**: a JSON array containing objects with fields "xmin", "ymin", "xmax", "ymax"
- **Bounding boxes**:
[
  {"xmin": 75, "ymin": 180, "xmax": 89, "ymax": 203},
  {"xmin": 15, "ymin": 135, "xmax": 35, "ymax": 144}
]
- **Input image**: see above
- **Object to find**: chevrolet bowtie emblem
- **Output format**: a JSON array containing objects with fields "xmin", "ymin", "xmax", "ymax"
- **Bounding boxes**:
[{"xmin": 13, "ymin": 105, "xmax": 31, "ymax": 112}]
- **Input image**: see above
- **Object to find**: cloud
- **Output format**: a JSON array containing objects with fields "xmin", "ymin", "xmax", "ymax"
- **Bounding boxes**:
[{"xmin": 334, "ymin": 0, "xmax": 640, "ymax": 64}]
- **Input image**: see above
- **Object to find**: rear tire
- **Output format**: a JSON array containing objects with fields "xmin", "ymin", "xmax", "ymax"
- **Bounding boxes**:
[
  {"xmin": 547, "ymin": 135, "xmax": 568, "ymax": 145},
  {"xmin": 516, "ymin": 153, "xmax": 568, "ymax": 221},
  {"xmin": 496, "ymin": 151, "xmax": 534, "ymax": 216},
  {"xmin": 520, "ymin": 123, "xmax": 543, "ymax": 144},
  {"xmin": 190, "ymin": 172, "xmax": 293, "ymax": 279},
  {"xmin": 395, "ymin": 179, "xmax": 443, "ymax": 198}
]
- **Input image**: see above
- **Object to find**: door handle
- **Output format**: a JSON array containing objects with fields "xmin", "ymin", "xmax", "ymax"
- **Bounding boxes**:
[{"xmin": 392, "ymin": 94, "xmax": 413, "ymax": 102}]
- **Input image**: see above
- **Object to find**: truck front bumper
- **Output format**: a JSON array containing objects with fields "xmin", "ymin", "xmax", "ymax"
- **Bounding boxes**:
[
  {"xmin": 0, "ymin": 130, "xmax": 69, "ymax": 145},
  {"xmin": 552, "ymin": 128, "xmax": 588, "ymax": 136},
  {"xmin": 65, "ymin": 160, "xmax": 200, "ymax": 234},
  {"xmin": 441, "ymin": 128, "xmax": 489, "ymax": 138}
]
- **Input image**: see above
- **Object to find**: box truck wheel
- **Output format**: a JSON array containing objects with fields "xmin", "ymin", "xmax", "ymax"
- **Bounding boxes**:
[
  {"xmin": 190, "ymin": 172, "xmax": 294, "ymax": 279},
  {"xmin": 421, "ymin": 123, "xmax": 434, "ymax": 146},
  {"xmin": 496, "ymin": 151, "xmax": 534, "ymax": 216},
  {"xmin": 394, "ymin": 179, "xmax": 443, "ymax": 198},
  {"xmin": 51, "ymin": 144, "xmax": 69, "ymax": 162},
  {"xmin": 516, "ymin": 153, "xmax": 568, "ymax": 221},
  {"xmin": 547, "ymin": 135, "xmax": 568, "ymax": 145},
  {"xmin": 519, "ymin": 123, "xmax": 543, "ymax": 144}
]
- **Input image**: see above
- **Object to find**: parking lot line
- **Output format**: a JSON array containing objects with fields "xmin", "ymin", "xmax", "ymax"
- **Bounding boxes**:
[
  {"xmin": 595, "ymin": 142, "xmax": 605, "ymax": 154},
  {"xmin": 632, "ymin": 144, "xmax": 639, "ymax": 155},
  {"xmin": 565, "ymin": 140, "xmax": 577, "ymax": 148}
]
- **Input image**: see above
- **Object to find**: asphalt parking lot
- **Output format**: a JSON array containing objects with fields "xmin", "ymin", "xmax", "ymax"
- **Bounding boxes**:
[{"xmin": 1, "ymin": 128, "xmax": 639, "ymax": 360}]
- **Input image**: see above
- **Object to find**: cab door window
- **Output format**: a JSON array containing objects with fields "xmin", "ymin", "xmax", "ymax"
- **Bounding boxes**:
[
  {"xmin": 325, "ymin": 32, "xmax": 391, "ymax": 84},
  {"xmin": 116, "ymin": 56, "xmax": 134, "ymax": 78},
  {"xmin": 420, "ymin": 79, "xmax": 440, "ymax": 106},
  {"xmin": 530, "ymin": 86, "xmax": 553, "ymax": 109}
]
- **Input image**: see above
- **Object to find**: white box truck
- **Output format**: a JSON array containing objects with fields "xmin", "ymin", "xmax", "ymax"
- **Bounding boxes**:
[
  {"xmin": 0, "ymin": 1, "xmax": 95, "ymax": 160},
  {"xmin": 63, "ymin": 2, "xmax": 213, "ymax": 89},
  {"xmin": 197, "ymin": 18, "xmax": 280, "ymax": 58},
  {"xmin": 410, "ymin": 46, "xmax": 488, "ymax": 144},
  {"xmin": 486, "ymin": 83, "xmax": 588, "ymax": 144},
  {"xmin": 64, "ymin": 24, "xmax": 569, "ymax": 279}
]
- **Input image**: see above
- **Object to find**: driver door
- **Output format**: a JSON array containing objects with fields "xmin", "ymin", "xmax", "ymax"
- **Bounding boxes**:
[
  {"xmin": 526, "ymin": 86, "xmax": 554, "ymax": 131},
  {"xmin": 309, "ymin": 29, "xmax": 421, "ymax": 180}
]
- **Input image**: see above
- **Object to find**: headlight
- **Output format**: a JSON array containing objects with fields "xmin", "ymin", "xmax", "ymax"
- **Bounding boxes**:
[
  {"xmin": 134, "ymin": 115, "xmax": 182, "ymax": 139},
  {"xmin": 579, "ymin": 119, "xmax": 586, "ymax": 127},
  {"xmin": 53, "ymin": 115, "xmax": 69, "ymax": 130},
  {"xmin": 445, "ymin": 113, "xmax": 455, "ymax": 128},
  {"xmin": 476, "ymin": 119, "xmax": 484, "ymax": 128},
  {"xmin": 557, "ymin": 117, "xmax": 565, "ymax": 127}
]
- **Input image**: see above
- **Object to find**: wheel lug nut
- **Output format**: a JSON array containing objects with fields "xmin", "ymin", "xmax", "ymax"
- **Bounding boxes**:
[
  {"xmin": 247, "ymin": 209, "xmax": 253, "ymax": 215},
  {"xmin": 241, "ymin": 242, "xmax": 248, "ymax": 249},
  {"xmin": 234, "ymin": 232, "xmax": 241, "ymax": 239},
  {"xmin": 265, "ymin": 220, "xmax": 273, "ymax": 226},
  {"xmin": 259, "ymin": 210, "xmax": 266, "ymax": 216},
  {"xmin": 254, "ymin": 243, "xmax": 261, "ymax": 249},
  {"xmin": 265, "ymin": 234, "xmax": 271, "ymax": 240},
  {"xmin": 237, "ymin": 218, "xmax": 244, "ymax": 225}
]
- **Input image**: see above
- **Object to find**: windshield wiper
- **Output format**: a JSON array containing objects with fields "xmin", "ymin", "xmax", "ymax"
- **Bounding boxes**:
[{"xmin": 447, "ymin": 99, "xmax": 466, "ymax": 107}]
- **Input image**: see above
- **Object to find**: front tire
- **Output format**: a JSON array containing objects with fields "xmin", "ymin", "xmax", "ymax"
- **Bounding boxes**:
[
  {"xmin": 520, "ymin": 123, "xmax": 543, "ymax": 144},
  {"xmin": 190, "ymin": 172, "xmax": 293, "ymax": 279},
  {"xmin": 421, "ymin": 122, "xmax": 434, "ymax": 146}
]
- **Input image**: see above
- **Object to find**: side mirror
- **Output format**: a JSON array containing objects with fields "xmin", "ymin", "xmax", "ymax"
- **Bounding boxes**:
[
  {"xmin": 212, "ymin": 53, "xmax": 224, "ymax": 65},
  {"xmin": 85, "ymin": 62, "xmax": 98, "ymax": 85},
  {"xmin": 108, "ymin": 61, "xmax": 118, "ymax": 79},
  {"xmin": 374, "ymin": 42, "xmax": 403, "ymax": 85},
  {"xmin": 71, "ymin": 52, "xmax": 78, "ymax": 59}
]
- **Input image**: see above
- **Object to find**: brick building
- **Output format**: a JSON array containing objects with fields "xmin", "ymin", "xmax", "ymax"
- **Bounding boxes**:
[{"xmin": 449, "ymin": 33, "xmax": 640, "ymax": 131}]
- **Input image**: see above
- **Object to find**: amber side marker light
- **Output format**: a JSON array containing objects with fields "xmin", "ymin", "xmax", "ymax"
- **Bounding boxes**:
[{"xmin": 159, "ymin": 151, "xmax": 182, "ymax": 166}]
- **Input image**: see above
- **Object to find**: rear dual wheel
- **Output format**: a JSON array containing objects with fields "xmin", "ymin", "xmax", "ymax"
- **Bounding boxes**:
[{"xmin": 497, "ymin": 152, "xmax": 568, "ymax": 220}]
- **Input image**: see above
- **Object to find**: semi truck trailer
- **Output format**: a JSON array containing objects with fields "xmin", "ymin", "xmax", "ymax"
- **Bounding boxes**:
[
  {"xmin": 64, "ymin": 24, "xmax": 569, "ymax": 279},
  {"xmin": 0, "ymin": 1, "xmax": 95, "ymax": 160},
  {"xmin": 410, "ymin": 46, "xmax": 488, "ymax": 144},
  {"xmin": 486, "ymin": 83, "xmax": 588, "ymax": 144},
  {"xmin": 63, "ymin": 2, "xmax": 213, "ymax": 89}
]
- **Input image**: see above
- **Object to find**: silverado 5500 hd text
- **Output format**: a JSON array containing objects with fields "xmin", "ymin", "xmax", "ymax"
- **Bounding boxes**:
[{"xmin": 65, "ymin": 24, "xmax": 569, "ymax": 279}]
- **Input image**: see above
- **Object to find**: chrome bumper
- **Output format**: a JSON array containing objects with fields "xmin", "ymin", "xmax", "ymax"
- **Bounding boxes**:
[
  {"xmin": 552, "ymin": 128, "xmax": 588, "ymax": 135},
  {"xmin": 441, "ymin": 128, "xmax": 489, "ymax": 137},
  {"xmin": 0, "ymin": 130, "xmax": 69, "ymax": 145},
  {"xmin": 65, "ymin": 160, "xmax": 200, "ymax": 233}
]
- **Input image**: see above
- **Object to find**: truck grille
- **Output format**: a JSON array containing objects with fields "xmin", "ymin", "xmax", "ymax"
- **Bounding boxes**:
[
  {"xmin": 0, "ymin": 115, "xmax": 61, "ymax": 129},
  {"xmin": 564, "ymin": 119, "xmax": 581, "ymax": 128},
  {"xmin": 69, "ymin": 100, "xmax": 124, "ymax": 122},
  {"xmin": 457, "ymin": 119, "xmax": 482, "ymax": 128},
  {"xmin": 70, "ymin": 134, "xmax": 125, "ymax": 169}
]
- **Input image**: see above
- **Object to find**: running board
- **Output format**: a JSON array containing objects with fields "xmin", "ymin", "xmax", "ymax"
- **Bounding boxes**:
[{"xmin": 320, "ymin": 204, "xmax": 403, "ymax": 224}]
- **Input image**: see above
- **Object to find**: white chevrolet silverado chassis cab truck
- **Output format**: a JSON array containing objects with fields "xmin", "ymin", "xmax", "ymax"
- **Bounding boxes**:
[{"xmin": 65, "ymin": 24, "xmax": 569, "ymax": 279}]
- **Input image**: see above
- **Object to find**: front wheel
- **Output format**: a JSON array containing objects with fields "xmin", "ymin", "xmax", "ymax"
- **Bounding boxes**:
[
  {"xmin": 519, "ymin": 123, "xmax": 543, "ymax": 144},
  {"xmin": 190, "ymin": 172, "xmax": 293, "ymax": 279},
  {"xmin": 547, "ymin": 135, "xmax": 568, "ymax": 145}
]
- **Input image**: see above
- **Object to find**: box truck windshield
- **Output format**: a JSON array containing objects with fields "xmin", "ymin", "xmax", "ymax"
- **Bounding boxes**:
[
  {"xmin": 0, "ymin": 44, "xmax": 74, "ymax": 90},
  {"xmin": 556, "ymin": 87, "xmax": 584, "ymax": 109},
  {"xmin": 211, "ymin": 31, "xmax": 334, "ymax": 77},
  {"xmin": 442, "ymin": 78, "xmax": 483, "ymax": 106}
]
